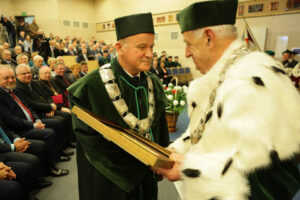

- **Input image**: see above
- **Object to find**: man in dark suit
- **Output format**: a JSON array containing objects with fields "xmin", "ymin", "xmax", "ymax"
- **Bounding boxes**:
[
  {"xmin": 65, "ymin": 44, "xmax": 76, "ymax": 56},
  {"xmin": 79, "ymin": 61, "xmax": 88, "ymax": 77},
  {"xmin": 0, "ymin": 161, "xmax": 36, "ymax": 200},
  {"xmin": 0, "ymin": 116, "xmax": 53, "ymax": 189},
  {"xmin": 98, "ymin": 50, "xmax": 110, "ymax": 67},
  {"xmin": 15, "ymin": 64, "xmax": 74, "ymax": 158},
  {"xmin": 77, "ymin": 48, "xmax": 89, "ymax": 63},
  {"xmin": 52, "ymin": 62, "xmax": 73, "ymax": 94},
  {"xmin": 1, "ymin": 49, "xmax": 17, "ymax": 68},
  {"xmin": 0, "ymin": 65, "xmax": 69, "ymax": 176},
  {"xmin": 165, "ymin": 56, "xmax": 173, "ymax": 68}
]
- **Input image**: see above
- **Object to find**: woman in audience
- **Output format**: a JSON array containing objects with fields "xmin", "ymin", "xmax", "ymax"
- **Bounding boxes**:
[
  {"xmin": 159, "ymin": 61, "xmax": 172, "ymax": 84},
  {"xmin": 68, "ymin": 63, "xmax": 81, "ymax": 82},
  {"xmin": 24, "ymin": 34, "xmax": 32, "ymax": 55},
  {"xmin": 47, "ymin": 57, "xmax": 57, "ymax": 77}
]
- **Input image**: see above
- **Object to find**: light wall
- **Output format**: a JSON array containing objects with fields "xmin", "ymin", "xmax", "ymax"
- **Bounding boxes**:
[
  {"xmin": 1, "ymin": 0, "xmax": 300, "ymax": 78},
  {"xmin": 94, "ymin": 0, "xmax": 300, "ymax": 78},
  {"xmin": 0, "ymin": 0, "xmax": 95, "ymax": 40}
]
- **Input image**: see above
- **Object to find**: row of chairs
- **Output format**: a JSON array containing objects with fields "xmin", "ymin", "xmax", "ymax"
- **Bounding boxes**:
[
  {"xmin": 166, "ymin": 67, "xmax": 193, "ymax": 85},
  {"xmin": 62, "ymin": 56, "xmax": 193, "ymax": 85},
  {"xmin": 62, "ymin": 56, "xmax": 99, "ymax": 72}
]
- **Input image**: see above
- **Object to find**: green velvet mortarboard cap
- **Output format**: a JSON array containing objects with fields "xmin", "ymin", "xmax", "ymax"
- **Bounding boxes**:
[
  {"xmin": 265, "ymin": 50, "xmax": 275, "ymax": 56},
  {"xmin": 115, "ymin": 13, "xmax": 154, "ymax": 40},
  {"xmin": 177, "ymin": 0, "xmax": 238, "ymax": 33}
]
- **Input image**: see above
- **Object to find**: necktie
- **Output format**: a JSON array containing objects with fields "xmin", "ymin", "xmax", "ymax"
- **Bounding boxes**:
[
  {"xmin": 62, "ymin": 77, "xmax": 70, "ymax": 86},
  {"xmin": 0, "ymin": 126, "xmax": 12, "ymax": 144},
  {"xmin": 9, "ymin": 90, "xmax": 35, "ymax": 122},
  {"xmin": 133, "ymin": 76, "xmax": 139, "ymax": 81}
]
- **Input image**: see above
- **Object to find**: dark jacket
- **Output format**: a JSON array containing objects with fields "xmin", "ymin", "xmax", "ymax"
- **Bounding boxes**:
[
  {"xmin": 0, "ymin": 88, "xmax": 37, "ymax": 131},
  {"xmin": 15, "ymin": 80, "xmax": 52, "ymax": 116},
  {"xmin": 0, "ymin": 117, "xmax": 19, "ymax": 154}
]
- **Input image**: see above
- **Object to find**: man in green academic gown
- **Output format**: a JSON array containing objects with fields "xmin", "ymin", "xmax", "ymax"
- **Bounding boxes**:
[{"xmin": 68, "ymin": 13, "xmax": 169, "ymax": 200}]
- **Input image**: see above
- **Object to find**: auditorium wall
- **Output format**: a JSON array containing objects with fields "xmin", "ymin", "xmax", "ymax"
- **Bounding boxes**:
[
  {"xmin": 1, "ymin": 0, "xmax": 300, "ymax": 79},
  {"xmin": 94, "ymin": 0, "xmax": 300, "ymax": 78},
  {"xmin": 0, "ymin": 0, "xmax": 95, "ymax": 39}
]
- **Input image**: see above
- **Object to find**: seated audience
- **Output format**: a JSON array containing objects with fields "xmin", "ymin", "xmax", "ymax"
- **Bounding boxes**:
[
  {"xmin": 47, "ymin": 57, "xmax": 57, "ymax": 77},
  {"xmin": 165, "ymin": 56, "xmax": 173, "ymax": 68},
  {"xmin": 12, "ymin": 45, "xmax": 23, "ymax": 61},
  {"xmin": 38, "ymin": 66, "xmax": 69, "ymax": 108},
  {"xmin": 31, "ymin": 55, "xmax": 44, "ymax": 79},
  {"xmin": 51, "ymin": 62, "xmax": 73, "ymax": 97},
  {"xmin": 15, "ymin": 65, "xmax": 73, "ymax": 155},
  {"xmin": 24, "ymin": 35, "xmax": 33, "ymax": 55},
  {"xmin": 150, "ymin": 60, "xmax": 162, "ymax": 80},
  {"xmin": 54, "ymin": 42, "xmax": 65, "ymax": 58},
  {"xmin": 0, "ymin": 161, "xmax": 35, "ymax": 200},
  {"xmin": 69, "ymin": 64, "xmax": 81, "ymax": 82},
  {"xmin": 16, "ymin": 53, "xmax": 29, "ymax": 65},
  {"xmin": 79, "ymin": 61, "xmax": 88, "ymax": 77},
  {"xmin": 0, "ymin": 65, "xmax": 69, "ymax": 177},
  {"xmin": 77, "ymin": 48, "xmax": 89, "ymax": 63},
  {"xmin": 98, "ymin": 50, "xmax": 110, "ymax": 66},
  {"xmin": 17, "ymin": 31, "xmax": 26, "ymax": 50},
  {"xmin": 1, "ymin": 49, "xmax": 17, "ymax": 68},
  {"xmin": 160, "ymin": 61, "xmax": 172, "ymax": 84},
  {"xmin": 173, "ymin": 56, "xmax": 181, "ymax": 67}
]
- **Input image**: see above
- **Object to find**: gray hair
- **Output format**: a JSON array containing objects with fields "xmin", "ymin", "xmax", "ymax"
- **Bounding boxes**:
[
  {"xmin": 33, "ymin": 55, "xmax": 44, "ymax": 62},
  {"xmin": 15, "ymin": 64, "xmax": 30, "ymax": 75},
  {"xmin": 54, "ymin": 62, "xmax": 65, "ymax": 69},
  {"xmin": 0, "ymin": 64, "xmax": 15, "ymax": 73},
  {"xmin": 194, "ymin": 25, "xmax": 237, "ymax": 39},
  {"xmin": 16, "ymin": 53, "xmax": 29, "ymax": 61}
]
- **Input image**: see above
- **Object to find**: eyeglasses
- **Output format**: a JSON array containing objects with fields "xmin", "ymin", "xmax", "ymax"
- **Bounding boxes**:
[{"xmin": 19, "ymin": 72, "xmax": 32, "ymax": 75}]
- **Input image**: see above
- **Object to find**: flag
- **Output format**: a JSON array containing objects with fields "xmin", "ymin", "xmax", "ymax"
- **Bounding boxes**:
[{"xmin": 242, "ymin": 24, "xmax": 258, "ymax": 51}]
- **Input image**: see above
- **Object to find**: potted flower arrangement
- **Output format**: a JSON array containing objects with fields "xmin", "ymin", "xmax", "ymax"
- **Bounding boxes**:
[{"xmin": 163, "ymin": 83, "xmax": 188, "ymax": 132}]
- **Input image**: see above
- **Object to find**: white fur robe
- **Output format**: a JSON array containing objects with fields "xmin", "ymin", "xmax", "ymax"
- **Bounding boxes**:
[{"xmin": 170, "ymin": 40, "xmax": 300, "ymax": 200}]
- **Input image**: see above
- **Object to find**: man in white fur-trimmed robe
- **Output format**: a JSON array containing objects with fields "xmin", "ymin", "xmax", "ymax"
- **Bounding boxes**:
[{"xmin": 153, "ymin": 0, "xmax": 300, "ymax": 200}]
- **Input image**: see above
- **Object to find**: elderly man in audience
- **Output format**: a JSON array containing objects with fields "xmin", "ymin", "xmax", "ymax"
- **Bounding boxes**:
[
  {"xmin": 3, "ymin": 42, "xmax": 10, "ymax": 50},
  {"xmin": 0, "ymin": 65, "xmax": 69, "ymax": 177},
  {"xmin": 28, "ymin": 19, "xmax": 39, "ymax": 38},
  {"xmin": 52, "ymin": 62, "xmax": 73, "ymax": 94},
  {"xmin": 77, "ymin": 48, "xmax": 89, "ymax": 63},
  {"xmin": 66, "ymin": 44, "xmax": 76, "ymax": 56},
  {"xmin": 1, "ymin": 49, "xmax": 17, "ymax": 68},
  {"xmin": 53, "ymin": 42, "xmax": 65, "ymax": 58},
  {"xmin": 15, "ymin": 64, "xmax": 74, "ymax": 156},
  {"xmin": 49, "ymin": 39, "xmax": 56, "ymax": 58},
  {"xmin": 31, "ymin": 55, "xmax": 44, "ymax": 79},
  {"xmin": 12, "ymin": 45, "xmax": 23, "ymax": 61},
  {"xmin": 38, "ymin": 66, "xmax": 69, "ymax": 107}
]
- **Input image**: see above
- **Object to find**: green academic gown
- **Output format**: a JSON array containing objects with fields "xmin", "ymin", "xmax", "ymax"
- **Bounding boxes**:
[{"xmin": 68, "ymin": 58, "xmax": 169, "ymax": 200}]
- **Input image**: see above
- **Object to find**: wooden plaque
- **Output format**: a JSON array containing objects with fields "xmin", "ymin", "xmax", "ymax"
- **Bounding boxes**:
[{"xmin": 72, "ymin": 106, "xmax": 174, "ymax": 169}]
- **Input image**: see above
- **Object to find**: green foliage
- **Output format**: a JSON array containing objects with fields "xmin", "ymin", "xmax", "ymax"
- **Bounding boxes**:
[{"xmin": 164, "ymin": 83, "xmax": 188, "ymax": 114}]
